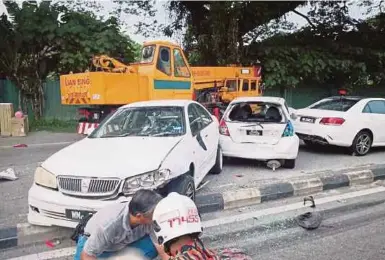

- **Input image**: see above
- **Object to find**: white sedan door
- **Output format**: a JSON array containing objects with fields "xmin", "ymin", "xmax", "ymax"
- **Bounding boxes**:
[
  {"xmin": 362, "ymin": 100, "xmax": 385, "ymax": 144},
  {"xmin": 187, "ymin": 103, "xmax": 218, "ymax": 184}
]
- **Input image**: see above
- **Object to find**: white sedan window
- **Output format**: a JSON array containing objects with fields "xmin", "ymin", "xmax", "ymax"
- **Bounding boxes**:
[
  {"xmin": 90, "ymin": 106, "xmax": 185, "ymax": 138},
  {"xmin": 188, "ymin": 104, "xmax": 212, "ymax": 136},
  {"xmin": 362, "ymin": 100, "xmax": 385, "ymax": 114},
  {"xmin": 227, "ymin": 102, "xmax": 285, "ymax": 123}
]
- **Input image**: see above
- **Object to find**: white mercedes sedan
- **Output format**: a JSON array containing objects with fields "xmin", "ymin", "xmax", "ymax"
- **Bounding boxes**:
[
  {"xmin": 293, "ymin": 96, "xmax": 385, "ymax": 156},
  {"xmin": 28, "ymin": 100, "xmax": 222, "ymax": 228}
]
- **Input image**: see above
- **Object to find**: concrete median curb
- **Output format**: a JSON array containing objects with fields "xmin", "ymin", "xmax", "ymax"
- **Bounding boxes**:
[
  {"xmin": 2, "ymin": 165, "xmax": 385, "ymax": 251},
  {"xmin": 196, "ymin": 165, "xmax": 385, "ymax": 213}
]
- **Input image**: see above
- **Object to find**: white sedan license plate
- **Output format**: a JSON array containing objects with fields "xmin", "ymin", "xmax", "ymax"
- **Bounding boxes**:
[
  {"xmin": 300, "ymin": 117, "xmax": 316, "ymax": 123},
  {"xmin": 65, "ymin": 209, "xmax": 95, "ymax": 220},
  {"xmin": 247, "ymin": 130, "xmax": 262, "ymax": 136}
]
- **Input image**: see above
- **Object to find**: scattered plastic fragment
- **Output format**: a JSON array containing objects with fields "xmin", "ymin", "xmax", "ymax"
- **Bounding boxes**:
[
  {"xmin": 0, "ymin": 168, "xmax": 18, "ymax": 181},
  {"xmin": 45, "ymin": 239, "xmax": 61, "ymax": 248},
  {"xmin": 218, "ymin": 247, "xmax": 252, "ymax": 260},
  {"xmin": 13, "ymin": 143, "xmax": 28, "ymax": 148}
]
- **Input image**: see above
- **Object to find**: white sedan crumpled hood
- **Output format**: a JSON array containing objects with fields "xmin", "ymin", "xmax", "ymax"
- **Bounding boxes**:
[{"xmin": 42, "ymin": 136, "xmax": 182, "ymax": 178}]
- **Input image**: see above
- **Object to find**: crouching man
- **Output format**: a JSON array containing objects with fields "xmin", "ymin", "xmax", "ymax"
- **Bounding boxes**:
[{"xmin": 73, "ymin": 189, "xmax": 163, "ymax": 260}]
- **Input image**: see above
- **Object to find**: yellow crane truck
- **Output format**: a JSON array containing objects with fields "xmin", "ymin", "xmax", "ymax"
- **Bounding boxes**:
[{"xmin": 59, "ymin": 40, "xmax": 263, "ymax": 133}]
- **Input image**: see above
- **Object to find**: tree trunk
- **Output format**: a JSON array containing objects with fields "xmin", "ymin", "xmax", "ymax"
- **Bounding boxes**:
[
  {"xmin": 27, "ymin": 82, "xmax": 44, "ymax": 120},
  {"xmin": 18, "ymin": 89, "xmax": 22, "ymax": 111}
]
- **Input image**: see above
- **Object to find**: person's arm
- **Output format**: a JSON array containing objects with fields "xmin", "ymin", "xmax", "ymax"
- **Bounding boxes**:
[
  {"xmin": 154, "ymin": 243, "xmax": 170, "ymax": 260},
  {"xmin": 80, "ymin": 250, "xmax": 97, "ymax": 260},
  {"xmin": 146, "ymin": 226, "xmax": 170, "ymax": 260},
  {"xmin": 80, "ymin": 227, "xmax": 111, "ymax": 260}
]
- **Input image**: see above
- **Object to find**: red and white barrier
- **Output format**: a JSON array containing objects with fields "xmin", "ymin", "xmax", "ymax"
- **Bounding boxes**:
[
  {"xmin": 77, "ymin": 122, "xmax": 99, "ymax": 135},
  {"xmin": 77, "ymin": 123, "xmax": 122, "ymax": 135}
]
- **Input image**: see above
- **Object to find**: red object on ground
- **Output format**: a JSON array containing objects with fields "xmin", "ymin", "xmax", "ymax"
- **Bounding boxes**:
[
  {"xmin": 13, "ymin": 144, "xmax": 28, "ymax": 148},
  {"xmin": 45, "ymin": 240, "xmax": 55, "ymax": 248},
  {"xmin": 45, "ymin": 239, "xmax": 60, "ymax": 248}
]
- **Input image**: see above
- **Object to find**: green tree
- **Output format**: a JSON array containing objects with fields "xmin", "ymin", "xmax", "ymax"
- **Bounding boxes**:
[
  {"xmin": 248, "ymin": 1, "xmax": 385, "ymax": 92},
  {"xmin": 165, "ymin": 1, "xmax": 306, "ymax": 65}
]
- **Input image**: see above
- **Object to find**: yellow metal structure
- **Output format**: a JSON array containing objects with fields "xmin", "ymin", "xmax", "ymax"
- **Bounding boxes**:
[{"xmin": 59, "ymin": 40, "xmax": 262, "ymax": 106}]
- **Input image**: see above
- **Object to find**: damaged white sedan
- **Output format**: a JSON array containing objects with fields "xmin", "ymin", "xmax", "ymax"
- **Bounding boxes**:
[
  {"xmin": 219, "ymin": 97, "xmax": 299, "ymax": 169},
  {"xmin": 28, "ymin": 100, "xmax": 222, "ymax": 228}
]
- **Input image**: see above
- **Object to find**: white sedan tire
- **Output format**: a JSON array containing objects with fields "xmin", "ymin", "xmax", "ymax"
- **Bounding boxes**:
[{"xmin": 350, "ymin": 130, "xmax": 373, "ymax": 156}]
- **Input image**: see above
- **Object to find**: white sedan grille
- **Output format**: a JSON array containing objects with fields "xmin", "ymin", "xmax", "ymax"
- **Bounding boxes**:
[{"xmin": 57, "ymin": 176, "xmax": 121, "ymax": 197}]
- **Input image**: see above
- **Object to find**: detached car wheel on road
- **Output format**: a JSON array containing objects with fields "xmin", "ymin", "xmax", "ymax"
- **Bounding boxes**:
[
  {"xmin": 27, "ymin": 100, "xmax": 221, "ymax": 228},
  {"xmin": 218, "ymin": 97, "xmax": 300, "ymax": 169},
  {"xmin": 293, "ymin": 96, "xmax": 385, "ymax": 156}
]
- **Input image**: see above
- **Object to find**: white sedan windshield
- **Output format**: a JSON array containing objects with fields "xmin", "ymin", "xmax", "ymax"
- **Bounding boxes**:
[{"xmin": 90, "ymin": 106, "xmax": 185, "ymax": 138}]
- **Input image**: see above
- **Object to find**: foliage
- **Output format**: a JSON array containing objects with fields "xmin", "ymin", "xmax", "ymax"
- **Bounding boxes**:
[
  {"xmin": 164, "ymin": 1, "xmax": 306, "ymax": 65},
  {"xmin": 30, "ymin": 118, "xmax": 78, "ymax": 133},
  {"xmin": 57, "ymin": 10, "xmax": 137, "ymax": 74},
  {"xmin": 0, "ymin": 1, "xmax": 62, "ymax": 118},
  {"xmin": 249, "ymin": 1, "xmax": 385, "ymax": 91},
  {"xmin": 57, "ymin": 0, "xmax": 160, "ymax": 38}
]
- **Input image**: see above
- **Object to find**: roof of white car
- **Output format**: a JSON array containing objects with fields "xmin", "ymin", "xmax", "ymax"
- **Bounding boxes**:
[
  {"xmin": 230, "ymin": 96, "xmax": 286, "ymax": 104},
  {"xmin": 322, "ymin": 96, "xmax": 385, "ymax": 101},
  {"xmin": 121, "ymin": 99, "xmax": 195, "ymax": 108}
]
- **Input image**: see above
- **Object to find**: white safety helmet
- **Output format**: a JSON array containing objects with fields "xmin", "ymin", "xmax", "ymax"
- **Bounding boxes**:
[{"xmin": 152, "ymin": 192, "xmax": 202, "ymax": 245}]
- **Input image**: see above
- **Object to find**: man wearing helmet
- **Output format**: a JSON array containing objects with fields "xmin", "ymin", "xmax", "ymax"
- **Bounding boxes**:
[{"xmin": 152, "ymin": 192, "xmax": 219, "ymax": 260}]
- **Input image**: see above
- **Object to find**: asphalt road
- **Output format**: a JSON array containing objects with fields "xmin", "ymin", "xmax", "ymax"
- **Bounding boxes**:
[
  {"xmin": 3, "ymin": 183, "xmax": 385, "ymax": 259},
  {"xmin": 1, "ymin": 131, "xmax": 385, "ymax": 228},
  {"xmin": 208, "ymin": 190, "xmax": 385, "ymax": 260}
]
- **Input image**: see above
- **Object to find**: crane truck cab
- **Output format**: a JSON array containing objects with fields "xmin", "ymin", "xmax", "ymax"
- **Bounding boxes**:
[{"xmin": 59, "ymin": 40, "xmax": 262, "ymax": 134}]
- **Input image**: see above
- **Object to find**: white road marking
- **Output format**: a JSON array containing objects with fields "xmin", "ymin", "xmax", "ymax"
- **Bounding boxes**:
[
  {"xmin": 7, "ymin": 247, "xmax": 75, "ymax": 260},
  {"xmin": 9, "ymin": 186, "xmax": 385, "ymax": 260}
]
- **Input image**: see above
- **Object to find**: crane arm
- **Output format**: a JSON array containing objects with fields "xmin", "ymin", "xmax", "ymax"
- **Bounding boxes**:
[{"xmin": 92, "ymin": 55, "xmax": 136, "ymax": 73}]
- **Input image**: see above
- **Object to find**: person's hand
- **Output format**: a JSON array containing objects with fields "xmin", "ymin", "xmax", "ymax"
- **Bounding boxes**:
[{"xmin": 154, "ymin": 243, "xmax": 170, "ymax": 260}]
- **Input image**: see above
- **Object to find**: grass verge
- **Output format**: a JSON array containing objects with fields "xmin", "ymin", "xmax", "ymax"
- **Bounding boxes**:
[{"xmin": 29, "ymin": 119, "xmax": 78, "ymax": 133}]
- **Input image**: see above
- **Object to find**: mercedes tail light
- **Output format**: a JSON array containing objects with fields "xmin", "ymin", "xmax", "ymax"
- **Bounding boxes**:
[
  {"xmin": 319, "ymin": 117, "xmax": 345, "ymax": 126},
  {"xmin": 219, "ymin": 119, "xmax": 230, "ymax": 136}
]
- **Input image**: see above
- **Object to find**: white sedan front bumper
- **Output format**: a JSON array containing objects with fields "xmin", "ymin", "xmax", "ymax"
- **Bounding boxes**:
[
  {"xmin": 220, "ymin": 135, "xmax": 299, "ymax": 160},
  {"xmin": 28, "ymin": 184, "xmax": 131, "ymax": 228}
]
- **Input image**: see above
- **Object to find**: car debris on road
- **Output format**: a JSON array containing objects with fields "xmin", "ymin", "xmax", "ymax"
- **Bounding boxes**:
[{"xmin": 0, "ymin": 168, "xmax": 18, "ymax": 181}]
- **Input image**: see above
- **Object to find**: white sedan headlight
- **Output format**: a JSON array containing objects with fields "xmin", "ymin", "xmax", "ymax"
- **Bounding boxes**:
[
  {"xmin": 122, "ymin": 169, "xmax": 170, "ymax": 194},
  {"xmin": 34, "ymin": 167, "xmax": 57, "ymax": 189}
]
